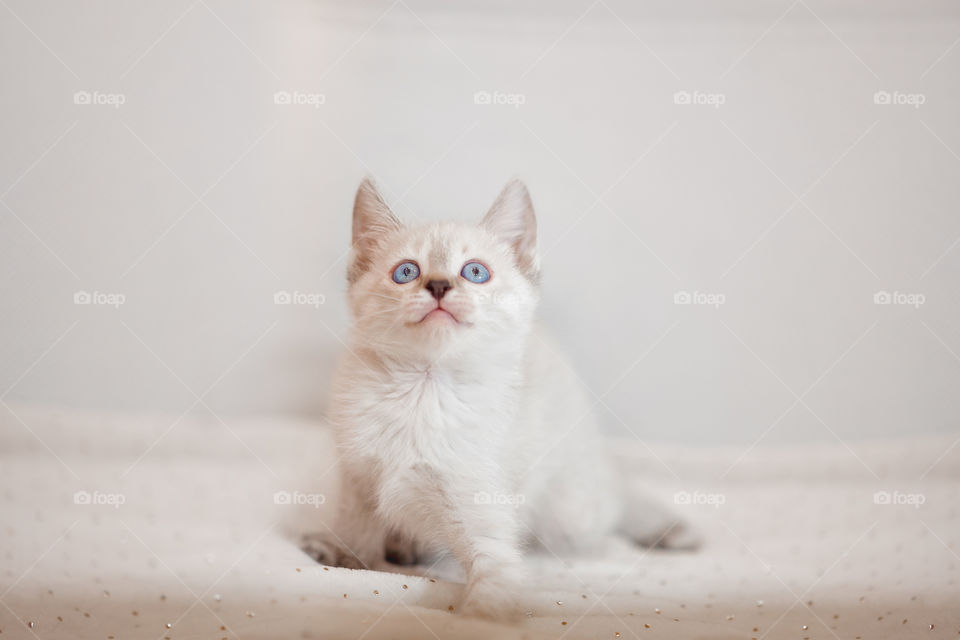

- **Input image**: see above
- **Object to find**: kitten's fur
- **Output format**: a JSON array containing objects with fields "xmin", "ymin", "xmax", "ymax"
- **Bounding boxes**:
[{"xmin": 303, "ymin": 178, "xmax": 695, "ymax": 619}]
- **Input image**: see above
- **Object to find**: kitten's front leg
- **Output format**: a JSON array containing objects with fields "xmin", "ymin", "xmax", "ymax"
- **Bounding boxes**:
[{"xmin": 393, "ymin": 468, "xmax": 525, "ymax": 620}]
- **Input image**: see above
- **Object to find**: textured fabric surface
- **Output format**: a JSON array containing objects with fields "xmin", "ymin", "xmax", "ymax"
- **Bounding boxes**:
[{"xmin": 1, "ymin": 404, "xmax": 957, "ymax": 639}]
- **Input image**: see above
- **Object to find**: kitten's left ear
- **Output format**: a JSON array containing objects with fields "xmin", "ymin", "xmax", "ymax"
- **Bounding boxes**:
[
  {"xmin": 482, "ymin": 179, "xmax": 539, "ymax": 279},
  {"xmin": 349, "ymin": 177, "xmax": 402, "ymax": 281}
]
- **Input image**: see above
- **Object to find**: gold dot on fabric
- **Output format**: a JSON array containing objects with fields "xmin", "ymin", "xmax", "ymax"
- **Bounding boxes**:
[
  {"xmin": 644, "ymin": 624, "xmax": 651, "ymax": 629},
  {"xmin": 615, "ymin": 633, "xmax": 621, "ymax": 637},
  {"xmin": 561, "ymin": 621, "xmax": 567, "ymax": 626},
  {"xmin": 296, "ymin": 568, "xmax": 301, "ymax": 572},
  {"xmin": 448, "ymin": 605, "xmax": 454, "ymax": 612},
  {"xmin": 402, "ymin": 585, "xmax": 408, "ymax": 590},
  {"xmin": 164, "ymin": 623, "xmax": 172, "ymax": 629},
  {"xmin": 373, "ymin": 590, "xmax": 379, "ymax": 595},
  {"xmin": 343, "ymin": 594, "xmax": 348, "ymax": 598}
]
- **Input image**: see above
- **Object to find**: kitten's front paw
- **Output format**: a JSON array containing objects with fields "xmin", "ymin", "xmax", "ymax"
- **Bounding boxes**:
[
  {"xmin": 457, "ymin": 575, "xmax": 525, "ymax": 622},
  {"xmin": 300, "ymin": 532, "xmax": 368, "ymax": 570}
]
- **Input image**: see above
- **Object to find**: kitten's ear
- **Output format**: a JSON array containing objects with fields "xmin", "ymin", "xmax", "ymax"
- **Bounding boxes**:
[
  {"xmin": 482, "ymin": 179, "xmax": 539, "ymax": 279},
  {"xmin": 350, "ymin": 178, "xmax": 402, "ymax": 279}
]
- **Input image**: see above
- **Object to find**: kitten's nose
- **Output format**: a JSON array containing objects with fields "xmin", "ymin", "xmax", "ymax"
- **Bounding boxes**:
[{"xmin": 425, "ymin": 279, "xmax": 452, "ymax": 300}]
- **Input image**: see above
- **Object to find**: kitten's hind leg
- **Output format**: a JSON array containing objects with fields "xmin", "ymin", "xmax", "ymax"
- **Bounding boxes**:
[
  {"xmin": 618, "ymin": 487, "xmax": 701, "ymax": 551},
  {"xmin": 384, "ymin": 530, "xmax": 420, "ymax": 566},
  {"xmin": 301, "ymin": 472, "xmax": 388, "ymax": 569}
]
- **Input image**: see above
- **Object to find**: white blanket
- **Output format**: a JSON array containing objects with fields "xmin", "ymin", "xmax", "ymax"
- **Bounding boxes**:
[{"xmin": 1, "ymin": 404, "xmax": 957, "ymax": 639}]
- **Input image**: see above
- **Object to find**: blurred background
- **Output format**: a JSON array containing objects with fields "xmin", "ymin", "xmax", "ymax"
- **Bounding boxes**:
[{"xmin": 1, "ymin": 0, "xmax": 958, "ymax": 446}]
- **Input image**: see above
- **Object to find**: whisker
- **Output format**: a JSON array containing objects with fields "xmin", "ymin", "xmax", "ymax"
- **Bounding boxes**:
[{"xmin": 366, "ymin": 292, "xmax": 402, "ymax": 302}]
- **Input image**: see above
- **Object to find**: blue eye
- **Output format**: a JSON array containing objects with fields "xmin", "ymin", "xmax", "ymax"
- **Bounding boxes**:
[
  {"xmin": 460, "ymin": 261, "xmax": 490, "ymax": 283},
  {"xmin": 392, "ymin": 261, "xmax": 420, "ymax": 284}
]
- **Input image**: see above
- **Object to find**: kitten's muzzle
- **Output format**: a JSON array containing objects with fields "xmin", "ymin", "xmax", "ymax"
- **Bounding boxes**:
[{"xmin": 425, "ymin": 279, "xmax": 452, "ymax": 300}]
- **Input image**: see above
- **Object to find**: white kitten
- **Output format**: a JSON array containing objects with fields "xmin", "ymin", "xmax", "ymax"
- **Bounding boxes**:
[{"xmin": 303, "ymin": 178, "xmax": 696, "ymax": 619}]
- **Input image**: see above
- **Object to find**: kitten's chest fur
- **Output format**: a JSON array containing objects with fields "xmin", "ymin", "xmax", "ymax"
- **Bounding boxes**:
[{"xmin": 334, "ymin": 356, "xmax": 520, "ymax": 468}]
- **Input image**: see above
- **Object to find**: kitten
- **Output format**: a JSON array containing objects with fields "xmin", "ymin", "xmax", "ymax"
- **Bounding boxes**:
[{"xmin": 302, "ymin": 178, "xmax": 696, "ymax": 619}]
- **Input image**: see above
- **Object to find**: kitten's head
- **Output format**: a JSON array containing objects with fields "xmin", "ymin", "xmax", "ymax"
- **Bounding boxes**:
[{"xmin": 346, "ymin": 178, "xmax": 540, "ymax": 359}]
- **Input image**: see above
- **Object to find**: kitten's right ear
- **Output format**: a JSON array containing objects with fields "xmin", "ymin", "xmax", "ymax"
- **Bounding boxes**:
[
  {"xmin": 482, "ymin": 179, "xmax": 539, "ymax": 280},
  {"xmin": 350, "ymin": 178, "xmax": 402, "ymax": 279}
]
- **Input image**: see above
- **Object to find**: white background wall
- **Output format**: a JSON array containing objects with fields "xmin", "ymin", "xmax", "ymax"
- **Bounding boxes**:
[{"xmin": 1, "ymin": 0, "xmax": 958, "ymax": 444}]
